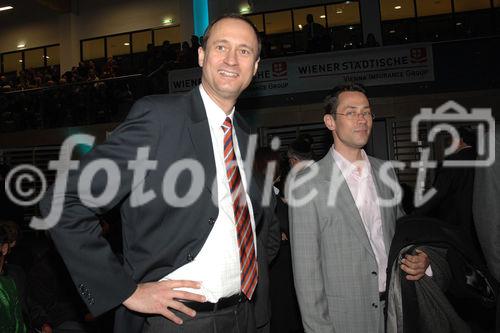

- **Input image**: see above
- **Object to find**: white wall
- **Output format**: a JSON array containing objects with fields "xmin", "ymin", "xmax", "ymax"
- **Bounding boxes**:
[
  {"xmin": 0, "ymin": 19, "xmax": 60, "ymax": 53},
  {"xmin": 75, "ymin": 0, "xmax": 181, "ymax": 39},
  {"xmin": 0, "ymin": 0, "xmax": 191, "ymax": 72}
]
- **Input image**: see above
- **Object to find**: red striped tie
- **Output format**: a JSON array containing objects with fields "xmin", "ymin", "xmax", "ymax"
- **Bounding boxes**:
[{"xmin": 221, "ymin": 117, "xmax": 258, "ymax": 300}]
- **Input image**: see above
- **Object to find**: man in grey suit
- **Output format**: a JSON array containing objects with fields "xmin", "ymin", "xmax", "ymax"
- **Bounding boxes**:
[{"xmin": 288, "ymin": 84, "xmax": 430, "ymax": 333}]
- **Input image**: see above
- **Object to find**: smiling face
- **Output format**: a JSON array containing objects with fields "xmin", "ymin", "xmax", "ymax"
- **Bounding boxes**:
[
  {"xmin": 198, "ymin": 17, "xmax": 260, "ymax": 113},
  {"xmin": 324, "ymin": 91, "xmax": 373, "ymax": 155}
]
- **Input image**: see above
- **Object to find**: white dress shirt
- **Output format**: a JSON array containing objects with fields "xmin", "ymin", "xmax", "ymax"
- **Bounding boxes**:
[
  {"xmin": 332, "ymin": 147, "xmax": 388, "ymax": 292},
  {"xmin": 162, "ymin": 84, "xmax": 257, "ymax": 302}
]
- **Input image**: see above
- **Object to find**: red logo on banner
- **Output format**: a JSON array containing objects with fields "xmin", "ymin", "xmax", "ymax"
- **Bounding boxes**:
[
  {"xmin": 272, "ymin": 62, "xmax": 287, "ymax": 77},
  {"xmin": 410, "ymin": 48, "xmax": 427, "ymax": 63}
]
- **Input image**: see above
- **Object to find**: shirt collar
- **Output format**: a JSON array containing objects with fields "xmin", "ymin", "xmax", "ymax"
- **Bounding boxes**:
[
  {"xmin": 199, "ymin": 84, "xmax": 235, "ymax": 128},
  {"xmin": 331, "ymin": 145, "xmax": 371, "ymax": 179}
]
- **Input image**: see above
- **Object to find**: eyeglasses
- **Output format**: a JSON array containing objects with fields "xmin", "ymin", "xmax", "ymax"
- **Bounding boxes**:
[{"xmin": 334, "ymin": 110, "xmax": 375, "ymax": 120}]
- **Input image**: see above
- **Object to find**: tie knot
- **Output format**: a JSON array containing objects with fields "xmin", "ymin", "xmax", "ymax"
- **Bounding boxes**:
[{"xmin": 221, "ymin": 117, "xmax": 232, "ymax": 132}]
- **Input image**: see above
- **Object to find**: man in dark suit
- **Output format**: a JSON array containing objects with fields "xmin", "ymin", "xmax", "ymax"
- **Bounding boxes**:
[
  {"xmin": 413, "ymin": 126, "xmax": 479, "ymax": 249},
  {"xmin": 39, "ymin": 14, "xmax": 276, "ymax": 333}
]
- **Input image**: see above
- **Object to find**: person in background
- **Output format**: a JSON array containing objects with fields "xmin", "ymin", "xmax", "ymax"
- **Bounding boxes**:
[{"xmin": 0, "ymin": 225, "xmax": 28, "ymax": 333}]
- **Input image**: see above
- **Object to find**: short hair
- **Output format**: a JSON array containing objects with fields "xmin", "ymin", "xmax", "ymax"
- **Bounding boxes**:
[
  {"xmin": 288, "ymin": 134, "xmax": 314, "ymax": 161},
  {"xmin": 0, "ymin": 220, "xmax": 19, "ymax": 243},
  {"xmin": 324, "ymin": 83, "xmax": 368, "ymax": 116},
  {"xmin": 201, "ymin": 13, "xmax": 262, "ymax": 58},
  {"xmin": 458, "ymin": 126, "xmax": 475, "ymax": 146}
]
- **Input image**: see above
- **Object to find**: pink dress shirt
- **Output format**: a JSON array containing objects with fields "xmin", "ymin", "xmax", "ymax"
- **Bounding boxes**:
[{"xmin": 332, "ymin": 147, "xmax": 388, "ymax": 292}]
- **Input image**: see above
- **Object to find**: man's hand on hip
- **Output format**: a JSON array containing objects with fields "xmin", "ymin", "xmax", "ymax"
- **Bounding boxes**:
[{"xmin": 122, "ymin": 279, "xmax": 206, "ymax": 324}]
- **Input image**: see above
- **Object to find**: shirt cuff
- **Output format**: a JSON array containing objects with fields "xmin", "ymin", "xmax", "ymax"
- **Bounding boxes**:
[{"xmin": 425, "ymin": 264, "xmax": 433, "ymax": 277}]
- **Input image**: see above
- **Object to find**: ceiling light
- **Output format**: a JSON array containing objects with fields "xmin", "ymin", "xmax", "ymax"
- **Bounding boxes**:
[
  {"xmin": 389, "ymin": 30, "xmax": 396, "ymax": 34},
  {"xmin": 348, "ymin": 26, "xmax": 353, "ymax": 30},
  {"xmin": 320, "ymin": 15, "xmax": 326, "ymax": 19},
  {"xmin": 456, "ymin": 22, "xmax": 462, "ymax": 26},
  {"xmin": 394, "ymin": 5, "xmax": 402, "ymax": 9},
  {"xmin": 0, "ymin": 6, "xmax": 13, "ymax": 11},
  {"xmin": 336, "ymin": 9, "xmax": 343, "ymax": 14},
  {"xmin": 240, "ymin": 5, "xmax": 251, "ymax": 14},
  {"xmin": 18, "ymin": 59, "xmax": 23, "ymax": 63},
  {"xmin": 17, "ymin": 43, "xmax": 25, "ymax": 48},
  {"xmin": 162, "ymin": 18, "xmax": 174, "ymax": 25},
  {"xmin": 124, "ymin": 42, "xmax": 130, "ymax": 46}
]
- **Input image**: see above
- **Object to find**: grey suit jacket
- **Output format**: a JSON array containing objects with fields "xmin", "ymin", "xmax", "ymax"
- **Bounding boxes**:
[
  {"xmin": 473, "ymin": 127, "xmax": 500, "ymax": 282},
  {"xmin": 289, "ymin": 150, "xmax": 404, "ymax": 333}
]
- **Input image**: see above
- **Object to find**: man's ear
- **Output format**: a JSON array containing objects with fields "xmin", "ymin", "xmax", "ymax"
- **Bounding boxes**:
[
  {"xmin": 324, "ymin": 114, "xmax": 336, "ymax": 131},
  {"xmin": 198, "ymin": 46, "xmax": 205, "ymax": 67},
  {"xmin": 253, "ymin": 57, "xmax": 260, "ymax": 76}
]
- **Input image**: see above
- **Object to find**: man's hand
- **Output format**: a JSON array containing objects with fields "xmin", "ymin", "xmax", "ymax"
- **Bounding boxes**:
[
  {"xmin": 122, "ymin": 280, "xmax": 206, "ymax": 325},
  {"xmin": 400, "ymin": 249, "xmax": 430, "ymax": 281},
  {"xmin": 41, "ymin": 323, "xmax": 52, "ymax": 333}
]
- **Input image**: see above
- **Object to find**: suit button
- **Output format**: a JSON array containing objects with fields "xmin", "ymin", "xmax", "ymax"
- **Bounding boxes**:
[
  {"xmin": 371, "ymin": 271, "xmax": 377, "ymax": 276},
  {"xmin": 372, "ymin": 303, "xmax": 378, "ymax": 308},
  {"xmin": 187, "ymin": 253, "xmax": 194, "ymax": 262},
  {"xmin": 208, "ymin": 217, "xmax": 216, "ymax": 225}
]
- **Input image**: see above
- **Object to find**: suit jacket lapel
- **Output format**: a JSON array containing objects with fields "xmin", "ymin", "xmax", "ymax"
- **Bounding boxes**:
[
  {"xmin": 234, "ymin": 114, "xmax": 264, "ymax": 228},
  {"xmin": 186, "ymin": 88, "xmax": 217, "ymax": 198},
  {"xmin": 368, "ymin": 157, "xmax": 392, "ymax": 254},
  {"xmin": 186, "ymin": 89, "xmax": 263, "ymax": 228},
  {"xmin": 319, "ymin": 155, "xmax": 375, "ymax": 259}
]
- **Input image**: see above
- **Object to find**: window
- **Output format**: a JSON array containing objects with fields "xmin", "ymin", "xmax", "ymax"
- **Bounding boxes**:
[
  {"xmin": 264, "ymin": 10, "xmax": 292, "ymax": 34},
  {"xmin": 3, "ymin": 52, "xmax": 23, "ymax": 73},
  {"xmin": 247, "ymin": 14, "xmax": 264, "ymax": 32},
  {"xmin": 380, "ymin": 0, "xmax": 415, "ymax": 21},
  {"xmin": 24, "ymin": 48, "xmax": 44, "ymax": 69},
  {"xmin": 107, "ymin": 34, "xmax": 130, "ymax": 57},
  {"xmin": 46, "ymin": 45, "xmax": 60, "ymax": 66},
  {"xmin": 380, "ymin": 0, "xmax": 416, "ymax": 45},
  {"xmin": 416, "ymin": 0, "xmax": 453, "ymax": 42},
  {"xmin": 293, "ymin": 6, "xmax": 326, "ymax": 30},
  {"xmin": 131, "ymin": 31, "xmax": 152, "ymax": 53},
  {"xmin": 327, "ymin": 1, "xmax": 361, "ymax": 27},
  {"xmin": 416, "ymin": 0, "xmax": 452, "ymax": 16},
  {"xmin": 454, "ymin": 0, "xmax": 491, "ymax": 12},
  {"xmin": 382, "ymin": 19, "xmax": 417, "ymax": 45},
  {"xmin": 154, "ymin": 26, "xmax": 181, "ymax": 46},
  {"xmin": 454, "ymin": 0, "xmax": 493, "ymax": 38},
  {"xmin": 82, "ymin": 38, "xmax": 105, "ymax": 61}
]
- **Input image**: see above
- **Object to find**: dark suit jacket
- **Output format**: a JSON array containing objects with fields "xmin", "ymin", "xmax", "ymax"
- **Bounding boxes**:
[
  {"xmin": 40, "ymin": 88, "xmax": 271, "ymax": 332},
  {"xmin": 413, "ymin": 147, "xmax": 476, "ymax": 238},
  {"xmin": 253, "ymin": 177, "xmax": 281, "ymax": 329}
]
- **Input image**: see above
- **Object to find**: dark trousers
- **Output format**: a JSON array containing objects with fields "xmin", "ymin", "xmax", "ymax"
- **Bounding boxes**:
[{"xmin": 142, "ymin": 300, "xmax": 256, "ymax": 333}]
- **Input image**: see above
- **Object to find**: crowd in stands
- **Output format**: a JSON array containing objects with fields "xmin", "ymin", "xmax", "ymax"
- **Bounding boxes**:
[{"xmin": 0, "ymin": 26, "xmax": 376, "ymax": 94}]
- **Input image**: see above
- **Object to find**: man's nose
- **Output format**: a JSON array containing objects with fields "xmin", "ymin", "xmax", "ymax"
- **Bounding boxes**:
[{"xmin": 224, "ymin": 49, "xmax": 238, "ymax": 65}]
